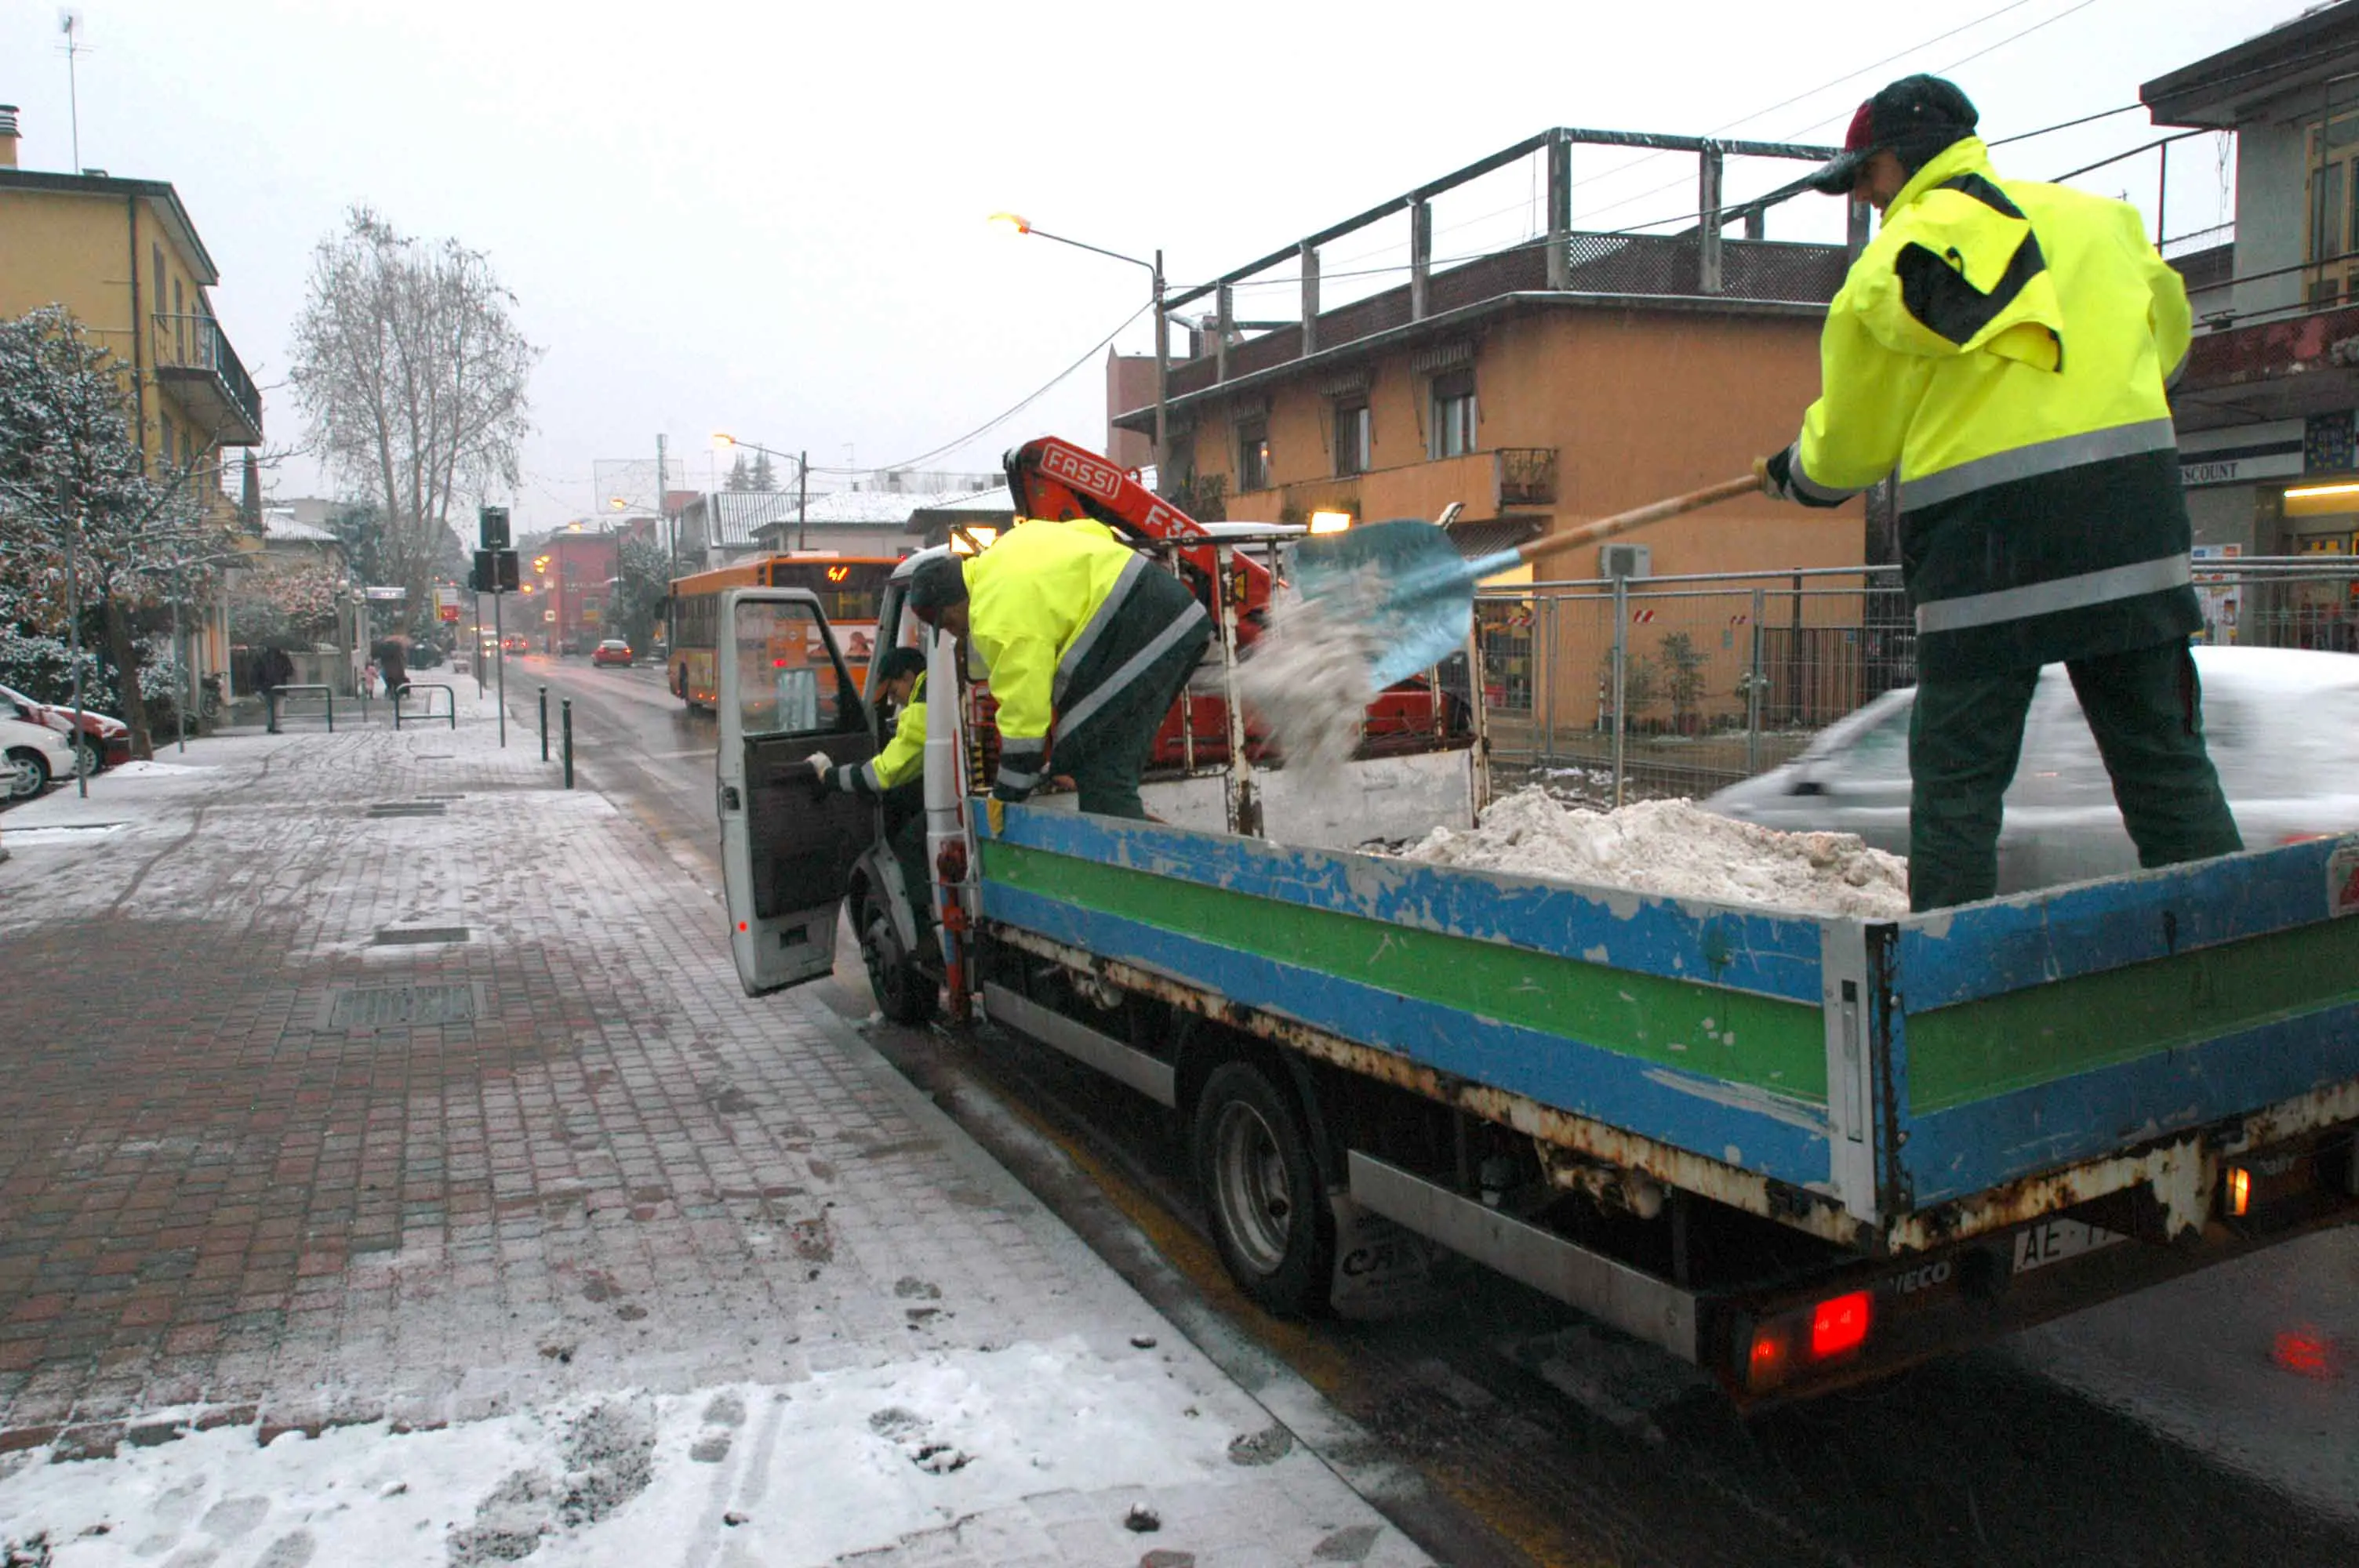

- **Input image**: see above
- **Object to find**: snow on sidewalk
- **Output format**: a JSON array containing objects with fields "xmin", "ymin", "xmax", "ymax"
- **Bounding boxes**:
[
  {"xmin": 0, "ymin": 706, "xmax": 1428, "ymax": 1566},
  {"xmin": 2, "ymin": 1339, "xmax": 1368, "ymax": 1566}
]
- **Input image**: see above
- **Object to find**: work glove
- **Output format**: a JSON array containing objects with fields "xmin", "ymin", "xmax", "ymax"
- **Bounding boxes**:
[
  {"xmin": 1756, "ymin": 448, "xmax": 1799, "ymax": 503},
  {"xmin": 804, "ymin": 751, "xmax": 834, "ymax": 800}
]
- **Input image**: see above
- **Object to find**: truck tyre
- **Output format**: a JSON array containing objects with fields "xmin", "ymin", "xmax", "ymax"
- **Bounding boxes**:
[
  {"xmin": 860, "ymin": 889, "xmax": 936, "ymax": 1026},
  {"xmin": 1194, "ymin": 1060, "xmax": 1336, "ymax": 1317}
]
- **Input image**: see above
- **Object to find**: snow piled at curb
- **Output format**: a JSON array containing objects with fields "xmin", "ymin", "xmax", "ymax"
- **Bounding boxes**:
[{"xmin": 0, "ymin": 1338, "xmax": 1243, "ymax": 1565}]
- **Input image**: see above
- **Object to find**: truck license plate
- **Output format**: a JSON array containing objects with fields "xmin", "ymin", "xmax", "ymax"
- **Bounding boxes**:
[{"xmin": 2012, "ymin": 1218, "xmax": 2128, "ymax": 1274}]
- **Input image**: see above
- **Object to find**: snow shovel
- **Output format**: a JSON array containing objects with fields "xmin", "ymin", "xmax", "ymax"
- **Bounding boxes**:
[{"xmin": 1292, "ymin": 474, "xmax": 1761, "ymax": 689}]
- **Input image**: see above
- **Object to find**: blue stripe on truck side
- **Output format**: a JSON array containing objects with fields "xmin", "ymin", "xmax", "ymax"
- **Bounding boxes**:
[
  {"xmin": 983, "ymin": 880, "xmax": 1839, "ymax": 1193},
  {"xmin": 991, "ymin": 803, "xmax": 1832, "ymax": 1006}
]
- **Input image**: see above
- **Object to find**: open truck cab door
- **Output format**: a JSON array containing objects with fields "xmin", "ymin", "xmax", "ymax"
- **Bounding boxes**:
[{"xmin": 715, "ymin": 588, "xmax": 879, "ymax": 996}]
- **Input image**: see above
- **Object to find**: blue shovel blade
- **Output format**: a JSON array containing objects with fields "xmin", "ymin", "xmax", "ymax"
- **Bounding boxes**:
[{"xmin": 1292, "ymin": 521, "xmax": 1521, "ymax": 690}]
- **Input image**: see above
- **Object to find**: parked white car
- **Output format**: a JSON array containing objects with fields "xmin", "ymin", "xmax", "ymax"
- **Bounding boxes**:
[{"xmin": 2, "ymin": 714, "xmax": 77, "ymax": 802}]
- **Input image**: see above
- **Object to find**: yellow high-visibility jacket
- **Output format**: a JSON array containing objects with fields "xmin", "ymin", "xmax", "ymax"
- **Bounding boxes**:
[
  {"xmin": 1779, "ymin": 136, "xmax": 2199, "ymax": 677},
  {"xmin": 964, "ymin": 519, "xmax": 1157, "ymax": 797},
  {"xmin": 832, "ymin": 672, "xmax": 926, "ymax": 798}
]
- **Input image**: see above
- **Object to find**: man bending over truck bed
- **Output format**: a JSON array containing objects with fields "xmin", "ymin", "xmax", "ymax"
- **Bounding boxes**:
[{"xmin": 904, "ymin": 522, "xmax": 1211, "ymax": 820}]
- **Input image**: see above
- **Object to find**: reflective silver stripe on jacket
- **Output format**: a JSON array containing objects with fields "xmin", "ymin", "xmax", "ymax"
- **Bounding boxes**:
[
  {"xmin": 1052, "ymin": 552, "xmax": 1149, "ymax": 705},
  {"xmin": 994, "ymin": 764, "xmax": 1041, "ymax": 792},
  {"xmin": 1914, "ymin": 554, "xmax": 2191, "ymax": 635},
  {"xmin": 1898, "ymin": 419, "xmax": 2179, "ymax": 514},
  {"xmin": 998, "ymin": 735, "xmax": 1047, "ymax": 763},
  {"xmin": 853, "ymin": 759, "xmax": 881, "ymax": 794},
  {"xmin": 1052, "ymin": 597, "xmax": 1209, "ymax": 744},
  {"xmin": 1790, "ymin": 445, "xmax": 1860, "ymax": 505}
]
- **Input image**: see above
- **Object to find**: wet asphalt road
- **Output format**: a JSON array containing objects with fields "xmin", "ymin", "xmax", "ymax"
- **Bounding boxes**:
[{"xmin": 514, "ymin": 651, "xmax": 2359, "ymax": 1568}]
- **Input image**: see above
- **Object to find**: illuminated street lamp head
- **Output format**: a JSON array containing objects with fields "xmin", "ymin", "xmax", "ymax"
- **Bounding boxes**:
[
  {"xmin": 609, "ymin": 496, "xmax": 628, "ymax": 511},
  {"xmin": 711, "ymin": 432, "xmax": 736, "ymax": 450},
  {"xmin": 987, "ymin": 212, "xmax": 1031, "ymax": 236}
]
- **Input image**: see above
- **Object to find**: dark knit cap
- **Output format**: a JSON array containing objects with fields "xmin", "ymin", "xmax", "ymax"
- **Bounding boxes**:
[
  {"xmin": 905, "ymin": 556, "xmax": 968, "ymax": 618},
  {"xmin": 875, "ymin": 645, "xmax": 928, "ymax": 683}
]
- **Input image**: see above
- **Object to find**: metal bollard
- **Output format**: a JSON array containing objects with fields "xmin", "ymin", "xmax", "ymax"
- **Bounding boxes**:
[
  {"xmin": 561, "ymin": 699, "xmax": 574, "ymax": 789},
  {"xmin": 539, "ymin": 686, "xmax": 549, "ymax": 762}
]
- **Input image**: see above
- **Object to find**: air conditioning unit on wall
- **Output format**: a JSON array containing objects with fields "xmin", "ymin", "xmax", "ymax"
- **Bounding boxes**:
[{"xmin": 1600, "ymin": 543, "xmax": 1652, "ymax": 580}]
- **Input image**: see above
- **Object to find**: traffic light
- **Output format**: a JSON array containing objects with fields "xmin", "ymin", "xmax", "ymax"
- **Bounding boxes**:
[{"xmin": 478, "ymin": 505, "xmax": 511, "ymax": 552}]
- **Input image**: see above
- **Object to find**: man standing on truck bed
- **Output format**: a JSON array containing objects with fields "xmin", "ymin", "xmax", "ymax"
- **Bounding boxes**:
[
  {"xmin": 1757, "ymin": 74, "xmax": 2242, "ymax": 911},
  {"xmin": 904, "ymin": 522, "xmax": 1211, "ymax": 819}
]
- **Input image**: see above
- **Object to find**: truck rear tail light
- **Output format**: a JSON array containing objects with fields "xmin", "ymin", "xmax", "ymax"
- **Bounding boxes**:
[
  {"xmin": 1744, "ymin": 1289, "xmax": 1876, "ymax": 1393},
  {"xmin": 1811, "ymin": 1290, "xmax": 1873, "ymax": 1358},
  {"xmin": 2225, "ymin": 1164, "xmax": 2252, "ymax": 1218}
]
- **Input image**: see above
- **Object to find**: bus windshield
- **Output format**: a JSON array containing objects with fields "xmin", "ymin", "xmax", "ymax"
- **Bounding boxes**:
[{"xmin": 765, "ymin": 560, "xmax": 896, "ymax": 625}]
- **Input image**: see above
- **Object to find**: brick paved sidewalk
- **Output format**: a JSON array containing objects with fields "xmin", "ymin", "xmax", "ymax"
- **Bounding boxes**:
[{"xmin": 0, "ymin": 703, "xmax": 1430, "ymax": 1565}]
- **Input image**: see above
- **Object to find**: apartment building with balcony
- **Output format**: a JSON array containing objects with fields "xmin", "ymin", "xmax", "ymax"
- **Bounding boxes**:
[
  {"xmin": 2145, "ymin": 0, "xmax": 2359, "ymax": 653},
  {"xmin": 1110, "ymin": 126, "xmax": 1870, "ymax": 738},
  {"xmin": 0, "ymin": 103, "xmax": 267, "ymax": 690}
]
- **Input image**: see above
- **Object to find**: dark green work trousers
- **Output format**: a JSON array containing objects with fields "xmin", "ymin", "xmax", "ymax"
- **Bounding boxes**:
[
  {"xmin": 1052, "ymin": 571, "xmax": 1213, "ymax": 820},
  {"xmin": 881, "ymin": 783, "xmax": 929, "ymax": 922},
  {"xmin": 1908, "ymin": 638, "xmax": 2243, "ymax": 912}
]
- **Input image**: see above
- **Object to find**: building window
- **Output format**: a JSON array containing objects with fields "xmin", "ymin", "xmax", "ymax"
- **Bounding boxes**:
[
  {"xmin": 1238, "ymin": 420, "xmax": 1271, "ymax": 492},
  {"xmin": 1334, "ymin": 401, "xmax": 1371, "ymax": 477},
  {"xmin": 1430, "ymin": 369, "xmax": 1478, "ymax": 459},
  {"xmin": 2307, "ymin": 112, "xmax": 2359, "ymax": 306},
  {"xmin": 151, "ymin": 245, "xmax": 165, "ymax": 337},
  {"xmin": 173, "ymin": 278, "xmax": 186, "ymax": 360},
  {"xmin": 162, "ymin": 420, "xmax": 175, "ymax": 469}
]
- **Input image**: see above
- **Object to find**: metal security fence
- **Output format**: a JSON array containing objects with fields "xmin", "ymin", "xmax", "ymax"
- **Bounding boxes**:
[{"xmin": 1478, "ymin": 557, "xmax": 2359, "ymax": 808}]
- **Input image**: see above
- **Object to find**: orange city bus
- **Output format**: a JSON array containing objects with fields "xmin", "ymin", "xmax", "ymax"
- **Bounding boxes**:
[{"xmin": 666, "ymin": 553, "xmax": 902, "ymax": 710}]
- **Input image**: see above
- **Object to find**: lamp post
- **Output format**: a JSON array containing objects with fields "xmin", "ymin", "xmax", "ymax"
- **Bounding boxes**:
[
  {"xmin": 989, "ymin": 213, "xmax": 1165, "ymax": 481},
  {"xmin": 711, "ymin": 434, "xmax": 809, "ymax": 551}
]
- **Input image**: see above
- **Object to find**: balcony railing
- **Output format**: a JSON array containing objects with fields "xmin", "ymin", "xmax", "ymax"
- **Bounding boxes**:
[
  {"xmin": 1496, "ymin": 447, "xmax": 1558, "ymax": 506},
  {"xmin": 151, "ymin": 312, "xmax": 264, "ymax": 445}
]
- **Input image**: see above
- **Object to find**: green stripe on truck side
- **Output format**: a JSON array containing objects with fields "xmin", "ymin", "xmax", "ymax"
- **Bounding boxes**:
[
  {"xmin": 983, "ymin": 840, "xmax": 1830, "ymax": 1101},
  {"xmin": 1906, "ymin": 913, "xmax": 2359, "ymax": 1113}
]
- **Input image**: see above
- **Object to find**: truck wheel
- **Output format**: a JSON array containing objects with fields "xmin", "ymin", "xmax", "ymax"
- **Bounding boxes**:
[
  {"xmin": 1194, "ymin": 1060, "xmax": 1335, "ymax": 1317},
  {"xmin": 860, "ymin": 890, "xmax": 936, "ymax": 1026}
]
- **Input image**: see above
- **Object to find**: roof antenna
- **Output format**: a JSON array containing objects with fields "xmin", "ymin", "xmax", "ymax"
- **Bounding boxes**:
[{"xmin": 56, "ymin": 9, "xmax": 88, "ymax": 171}]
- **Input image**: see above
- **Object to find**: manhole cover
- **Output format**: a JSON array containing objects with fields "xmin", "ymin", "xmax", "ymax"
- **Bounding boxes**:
[
  {"xmin": 372, "ymin": 925, "xmax": 471, "ymax": 946},
  {"xmin": 318, "ymin": 983, "xmax": 482, "ymax": 1030},
  {"xmin": 366, "ymin": 802, "xmax": 447, "ymax": 818}
]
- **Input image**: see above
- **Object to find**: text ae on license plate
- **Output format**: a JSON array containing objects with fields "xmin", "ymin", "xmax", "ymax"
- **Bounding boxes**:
[{"xmin": 2013, "ymin": 1217, "xmax": 2129, "ymax": 1275}]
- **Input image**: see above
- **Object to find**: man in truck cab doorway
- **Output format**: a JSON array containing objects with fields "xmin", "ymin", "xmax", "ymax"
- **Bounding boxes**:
[
  {"xmin": 810, "ymin": 645, "xmax": 932, "ymax": 926},
  {"xmin": 1756, "ymin": 73, "xmax": 2242, "ymax": 912},
  {"xmin": 903, "ymin": 522, "xmax": 1211, "ymax": 820}
]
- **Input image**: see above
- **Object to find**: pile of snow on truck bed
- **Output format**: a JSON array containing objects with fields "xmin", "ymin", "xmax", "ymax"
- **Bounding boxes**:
[{"xmin": 1402, "ymin": 787, "xmax": 1909, "ymax": 919}]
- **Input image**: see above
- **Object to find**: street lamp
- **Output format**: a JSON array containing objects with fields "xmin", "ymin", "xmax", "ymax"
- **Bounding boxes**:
[
  {"xmin": 711, "ymin": 433, "xmax": 810, "ymax": 551},
  {"xmin": 989, "ymin": 212, "xmax": 1167, "ymax": 481}
]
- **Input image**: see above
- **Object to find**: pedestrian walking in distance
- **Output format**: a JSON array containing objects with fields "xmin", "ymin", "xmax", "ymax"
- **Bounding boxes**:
[{"xmin": 1756, "ymin": 74, "xmax": 2241, "ymax": 911}]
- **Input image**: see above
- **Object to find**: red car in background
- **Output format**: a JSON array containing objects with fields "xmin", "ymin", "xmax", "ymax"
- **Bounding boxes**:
[
  {"xmin": 590, "ymin": 638, "xmax": 634, "ymax": 667},
  {"xmin": 0, "ymin": 682, "xmax": 132, "ymax": 774}
]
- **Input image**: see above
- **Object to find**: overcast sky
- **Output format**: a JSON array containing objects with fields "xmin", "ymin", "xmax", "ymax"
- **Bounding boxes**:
[{"xmin": 0, "ymin": 0, "xmax": 2300, "ymax": 532}]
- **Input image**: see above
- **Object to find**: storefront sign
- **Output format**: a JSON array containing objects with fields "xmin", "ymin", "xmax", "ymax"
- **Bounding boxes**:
[{"xmin": 2179, "ymin": 419, "xmax": 2305, "ymax": 488}]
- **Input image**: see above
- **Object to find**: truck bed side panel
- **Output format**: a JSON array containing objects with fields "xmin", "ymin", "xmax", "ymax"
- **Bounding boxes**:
[
  {"xmin": 1892, "ymin": 835, "xmax": 2359, "ymax": 1207},
  {"xmin": 981, "ymin": 808, "xmax": 1844, "ymax": 1192}
]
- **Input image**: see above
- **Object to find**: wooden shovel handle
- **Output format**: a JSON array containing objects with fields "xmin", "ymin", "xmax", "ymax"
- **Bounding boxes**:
[{"xmin": 1516, "ymin": 474, "xmax": 1762, "ymax": 568}]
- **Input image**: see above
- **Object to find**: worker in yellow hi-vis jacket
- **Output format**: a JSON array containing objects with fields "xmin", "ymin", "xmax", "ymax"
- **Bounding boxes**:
[{"xmin": 1757, "ymin": 74, "xmax": 2241, "ymax": 911}]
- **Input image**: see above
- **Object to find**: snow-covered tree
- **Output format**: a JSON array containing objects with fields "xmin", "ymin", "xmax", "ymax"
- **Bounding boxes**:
[
  {"xmin": 604, "ymin": 532, "xmax": 674, "ymax": 652},
  {"xmin": 289, "ymin": 207, "xmax": 539, "ymax": 615},
  {"xmin": 0, "ymin": 307, "xmax": 238, "ymax": 755},
  {"xmin": 229, "ymin": 558, "xmax": 343, "ymax": 645}
]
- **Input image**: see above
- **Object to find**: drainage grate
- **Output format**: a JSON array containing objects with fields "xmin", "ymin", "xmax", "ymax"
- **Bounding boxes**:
[
  {"xmin": 318, "ymin": 983, "xmax": 482, "ymax": 1030},
  {"xmin": 372, "ymin": 925, "xmax": 471, "ymax": 946},
  {"xmin": 365, "ymin": 801, "xmax": 447, "ymax": 818}
]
